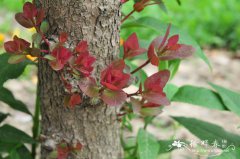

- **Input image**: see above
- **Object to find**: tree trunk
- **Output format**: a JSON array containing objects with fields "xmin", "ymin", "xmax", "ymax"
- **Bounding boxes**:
[{"xmin": 36, "ymin": 0, "xmax": 122, "ymax": 158}]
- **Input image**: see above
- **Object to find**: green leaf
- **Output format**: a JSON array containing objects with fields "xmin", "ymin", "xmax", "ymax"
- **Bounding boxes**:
[
  {"xmin": 32, "ymin": 33, "xmax": 42, "ymax": 47},
  {"xmin": 1, "ymin": 144, "xmax": 32, "ymax": 159},
  {"xmin": 0, "ymin": 87, "xmax": 31, "ymax": 115},
  {"xmin": 40, "ymin": 21, "xmax": 49, "ymax": 34},
  {"xmin": 0, "ymin": 112, "xmax": 9, "ymax": 123},
  {"xmin": 158, "ymin": 61, "xmax": 168, "ymax": 71},
  {"xmin": 15, "ymin": 145, "xmax": 32, "ymax": 159},
  {"xmin": 8, "ymin": 55, "xmax": 26, "ymax": 64},
  {"xmin": 172, "ymin": 116, "xmax": 240, "ymax": 147},
  {"xmin": 211, "ymin": 147, "xmax": 240, "ymax": 159},
  {"xmin": 9, "ymin": 150, "xmax": 20, "ymax": 159},
  {"xmin": 164, "ymin": 83, "xmax": 179, "ymax": 100},
  {"xmin": 44, "ymin": 55, "xmax": 56, "ymax": 61},
  {"xmin": 0, "ymin": 53, "xmax": 30, "ymax": 86},
  {"xmin": 0, "ymin": 124, "xmax": 35, "ymax": 144},
  {"xmin": 172, "ymin": 85, "xmax": 226, "ymax": 110},
  {"xmin": 137, "ymin": 129, "xmax": 160, "ymax": 159},
  {"xmin": 0, "ymin": 142, "xmax": 17, "ymax": 152},
  {"xmin": 121, "ymin": 17, "xmax": 211, "ymax": 69},
  {"xmin": 168, "ymin": 59, "xmax": 181, "ymax": 79},
  {"xmin": 209, "ymin": 83, "xmax": 240, "ymax": 117},
  {"xmin": 140, "ymin": 107, "xmax": 163, "ymax": 117}
]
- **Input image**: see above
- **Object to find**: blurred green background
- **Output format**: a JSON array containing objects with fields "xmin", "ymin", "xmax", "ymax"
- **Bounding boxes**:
[
  {"xmin": 0, "ymin": 0, "xmax": 239, "ymax": 51},
  {"xmin": 122, "ymin": 0, "xmax": 240, "ymax": 51}
]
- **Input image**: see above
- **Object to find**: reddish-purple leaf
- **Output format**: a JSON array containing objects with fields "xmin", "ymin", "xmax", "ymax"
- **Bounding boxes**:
[
  {"xmin": 4, "ymin": 41, "xmax": 18, "ymax": 53},
  {"xmin": 49, "ymin": 46, "xmax": 72, "ymax": 71},
  {"xmin": 143, "ymin": 102, "xmax": 160, "ymax": 108},
  {"xmin": 74, "ymin": 51, "xmax": 96, "ymax": 77},
  {"xmin": 143, "ymin": 91, "xmax": 170, "ymax": 106},
  {"xmin": 100, "ymin": 60, "xmax": 130, "ymax": 91},
  {"xmin": 15, "ymin": 13, "xmax": 34, "ymax": 28},
  {"xmin": 147, "ymin": 36, "xmax": 163, "ymax": 66},
  {"xmin": 59, "ymin": 32, "xmax": 68, "ymax": 43},
  {"xmin": 75, "ymin": 41, "xmax": 88, "ymax": 53},
  {"xmin": 144, "ymin": 70, "xmax": 170, "ymax": 91},
  {"xmin": 167, "ymin": 35, "xmax": 179, "ymax": 48},
  {"xmin": 158, "ymin": 24, "xmax": 171, "ymax": 50},
  {"xmin": 57, "ymin": 143, "xmax": 70, "ymax": 159},
  {"xmin": 79, "ymin": 77, "xmax": 99, "ymax": 97},
  {"xmin": 36, "ymin": 9, "xmax": 45, "ymax": 25},
  {"xmin": 68, "ymin": 94, "xmax": 82, "ymax": 108},
  {"xmin": 23, "ymin": 2, "xmax": 38, "ymax": 19},
  {"xmin": 123, "ymin": 33, "xmax": 146, "ymax": 59},
  {"xmin": 101, "ymin": 89, "xmax": 127, "ymax": 106},
  {"xmin": 4, "ymin": 36, "xmax": 30, "ymax": 54},
  {"xmin": 143, "ymin": 70, "xmax": 170, "ymax": 106},
  {"xmin": 159, "ymin": 44, "xmax": 195, "ymax": 60},
  {"xmin": 49, "ymin": 60, "xmax": 65, "ymax": 71}
]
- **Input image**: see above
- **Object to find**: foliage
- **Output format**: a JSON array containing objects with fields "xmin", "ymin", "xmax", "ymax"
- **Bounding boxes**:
[
  {"xmin": 0, "ymin": 0, "xmax": 239, "ymax": 159},
  {"xmin": 122, "ymin": 0, "xmax": 240, "ymax": 51}
]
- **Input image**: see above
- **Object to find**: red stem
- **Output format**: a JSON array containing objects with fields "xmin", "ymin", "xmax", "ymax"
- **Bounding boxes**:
[
  {"xmin": 41, "ymin": 49, "xmax": 49, "ymax": 53},
  {"xmin": 131, "ymin": 59, "xmax": 150, "ymax": 74},
  {"xmin": 121, "ymin": 10, "xmax": 135, "ymax": 23},
  {"xmin": 127, "ymin": 91, "xmax": 141, "ymax": 97}
]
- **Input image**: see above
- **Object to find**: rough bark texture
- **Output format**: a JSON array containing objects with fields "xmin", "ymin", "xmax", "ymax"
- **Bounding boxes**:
[{"xmin": 37, "ymin": 0, "xmax": 122, "ymax": 158}]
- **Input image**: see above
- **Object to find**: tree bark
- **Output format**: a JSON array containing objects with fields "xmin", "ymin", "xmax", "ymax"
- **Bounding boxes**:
[{"xmin": 36, "ymin": 0, "xmax": 122, "ymax": 158}]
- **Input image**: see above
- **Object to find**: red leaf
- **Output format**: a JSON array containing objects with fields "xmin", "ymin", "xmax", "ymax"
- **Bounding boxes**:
[
  {"xmin": 36, "ymin": 9, "xmax": 45, "ymax": 25},
  {"xmin": 79, "ymin": 77, "xmax": 99, "ymax": 97},
  {"xmin": 159, "ymin": 44, "xmax": 195, "ymax": 60},
  {"xmin": 147, "ymin": 36, "xmax": 164, "ymax": 66},
  {"xmin": 101, "ymin": 89, "xmax": 127, "ymax": 106},
  {"xmin": 143, "ymin": 70, "xmax": 170, "ymax": 106},
  {"xmin": 57, "ymin": 143, "xmax": 70, "ymax": 159},
  {"xmin": 143, "ymin": 102, "xmax": 160, "ymax": 108},
  {"xmin": 167, "ymin": 35, "xmax": 179, "ymax": 48},
  {"xmin": 68, "ymin": 94, "xmax": 82, "ymax": 108},
  {"xmin": 72, "ymin": 142, "xmax": 83, "ymax": 151},
  {"xmin": 4, "ymin": 36, "xmax": 30, "ymax": 54},
  {"xmin": 49, "ymin": 60, "xmax": 65, "ymax": 71},
  {"xmin": 15, "ymin": 13, "xmax": 34, "ymax": 28},
  {"xmin": 74, "ymin": 51, "xmax": 96, "ymax": 77},
  {"xmin": 23, "ymin": 2, "xmax": 38, "ymax": 19},
  {"xmin": 158, "ymin": 24, "xmax": 171, "ymax": 50},
  {"xmin": 14, "ymin": 36, "xmax": 31, "ymax": 51},
  {"xmin": 143, "ymin": 91, "xmax": 170, "ymax": 106},
  {"xmin": 147, "ymin": 25, "xmax": 194, "ymax": 63},
  {"xmin": 59, "ymin": 32, "xmax": 68, "ymax": 43},
  {"xmin": 4, "ymin": 41, "xmax": 18, "ymax": 53},
  {"xmin": 49, "ymin": 46, "xmax": 72, "ymax": 71},
  {"xmin": 75, "ymin": 41, "xmax": 88, "ymax": 53},
  {"xmin": 144, "ymin": 70, "xmax": 170, "ymax": 91},
  {"xmin": 100, "ymin": 60, "xmax": 130, "ymax": 90},
  {"xmin": 123, "ymin": 33, "xmax": 146, "ymax": 59}
]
